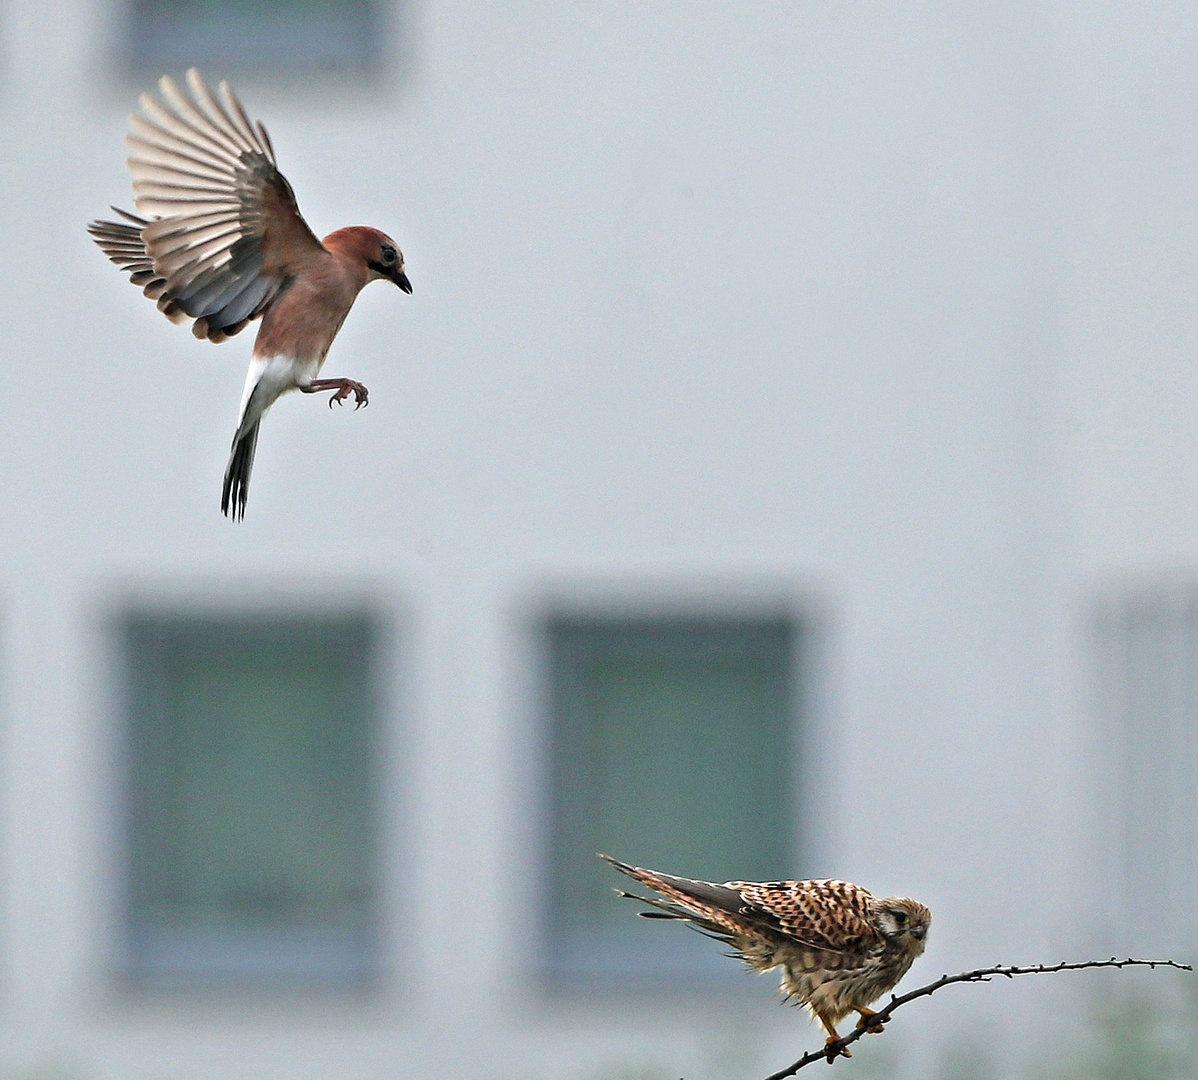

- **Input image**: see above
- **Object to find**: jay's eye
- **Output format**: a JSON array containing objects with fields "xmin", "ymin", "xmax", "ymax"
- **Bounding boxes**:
[{"xmin": 380, "ymin": 245, "xmax": 397, "ymax": 265}]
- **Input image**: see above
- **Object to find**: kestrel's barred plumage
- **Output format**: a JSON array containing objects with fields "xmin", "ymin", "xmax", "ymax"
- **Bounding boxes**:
[{"xmin": 600, "ymin": 855, "xmax": 930, "ymax": 1057}]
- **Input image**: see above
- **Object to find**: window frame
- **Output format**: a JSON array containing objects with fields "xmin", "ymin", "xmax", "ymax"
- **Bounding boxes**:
[
  {"xmin": 118, "ymin": 607, "xmax": 384, "ymax": 988},
  {"xmin": 122, "ymin": 0, "xmax": 386, "ymax": 77},
  {"xmin": 540, "ymin": 610, "xmax": 806, "ymax": 986},
  {"xmin": 1088, "ymin": 583, "xmax": 1198, "ymax": 958}
]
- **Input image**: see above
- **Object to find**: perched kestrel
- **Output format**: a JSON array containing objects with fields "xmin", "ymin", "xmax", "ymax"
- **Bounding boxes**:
[{"xmin": 601, "ymin": 855, "xmax": 930, "ymax": 1057}]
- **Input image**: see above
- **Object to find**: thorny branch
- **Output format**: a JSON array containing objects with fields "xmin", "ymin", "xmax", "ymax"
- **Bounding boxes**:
[{"xmin": 762, "ymin": 957, "xmax": 1193, "ymax": 1079}]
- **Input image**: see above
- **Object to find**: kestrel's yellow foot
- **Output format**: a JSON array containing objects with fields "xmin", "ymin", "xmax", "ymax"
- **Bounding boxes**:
[
  {"xmin": 855, "ymin": 1007, "xmax": 886, "ymax": 1034},
  {"xmin": 823, "ymin": 1037, "xmax": 851, "ymax": 1061},
  {"xmin": 818, "ymin": 1016, "xmax": 851, "ymax": 1060}
]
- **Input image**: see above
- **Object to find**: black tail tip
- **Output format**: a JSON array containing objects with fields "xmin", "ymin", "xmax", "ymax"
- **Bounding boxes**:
[{"xmin": 221, "ymin": 487, "xmax": 248, "ymax": 521}]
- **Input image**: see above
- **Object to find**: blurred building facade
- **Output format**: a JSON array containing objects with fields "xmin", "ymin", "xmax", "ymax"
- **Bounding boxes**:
[{"xmin": 0, "ymin": 2, "xmax": 1196, "ymax": 1078}]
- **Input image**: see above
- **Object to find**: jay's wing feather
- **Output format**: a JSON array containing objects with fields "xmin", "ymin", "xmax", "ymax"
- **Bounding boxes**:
[
  {"xmin": 88, "ymin": 210, "xmax": 181, "ymax": 320},
  {"xmin": 89, "ymin": 68, "xmax": 325, "ymax": 343}
]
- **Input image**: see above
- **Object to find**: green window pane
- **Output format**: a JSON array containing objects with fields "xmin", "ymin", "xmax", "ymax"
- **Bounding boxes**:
[
  {"xmin": 547, "ymin": 617, "xmax": 799, "ymax": 981},
  {"xmin": 124, "ymin": 612, "xmax": 378, "ymax": 984},
  {"xmin": 128, "ymin": 0, "xmax": 382, "ymax": 74}
]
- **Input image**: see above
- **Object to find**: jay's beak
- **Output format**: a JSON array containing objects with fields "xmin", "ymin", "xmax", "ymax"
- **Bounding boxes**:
[{"xmin": 392, "ymin": 268, "xmax": 413, "ymax": 294}]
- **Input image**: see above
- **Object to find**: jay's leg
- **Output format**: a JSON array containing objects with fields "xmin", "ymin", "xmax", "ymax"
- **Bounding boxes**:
[{"xmin": 302, "ymin": 378, "xmax": 369, "ymax": 409}]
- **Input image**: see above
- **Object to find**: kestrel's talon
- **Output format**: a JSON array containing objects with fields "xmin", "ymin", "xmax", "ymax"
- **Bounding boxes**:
[
  {"xmin": 823, "ymin": 1038, "xmax": 850, "ymax": 1061},
  {"xmin": 856, "ymin": 1008, "xmax": 886, "ymax": 1034}
]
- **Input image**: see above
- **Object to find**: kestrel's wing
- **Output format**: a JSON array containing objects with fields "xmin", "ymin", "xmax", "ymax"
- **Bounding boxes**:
[
  {"xmin": 88, "ymin": 68, "xmax": 325, "ymax": 343},
  {"xmin": 599, "ymin": 856, "xmax": 844, "ymax": 951},
  {"xmin": 730, "ymin": 878, "xmax": 882, "ymax": 953}
]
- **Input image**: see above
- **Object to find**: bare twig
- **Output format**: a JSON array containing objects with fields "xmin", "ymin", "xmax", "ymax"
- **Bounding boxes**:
[{"xmin": 762, "ymin": 957, "xmax": 1192, "ymax": 1079}]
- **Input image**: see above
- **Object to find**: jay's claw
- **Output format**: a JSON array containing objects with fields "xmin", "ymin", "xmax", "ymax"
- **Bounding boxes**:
[{"xmin": 317, "ymin": 378, "xmax": 369, "ymax": 409}]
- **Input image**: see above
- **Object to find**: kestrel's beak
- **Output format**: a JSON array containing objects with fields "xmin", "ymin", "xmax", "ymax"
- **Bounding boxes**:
[{"xmin": 910, "ymin": 926, "xmax": 926, "ymax": 940}]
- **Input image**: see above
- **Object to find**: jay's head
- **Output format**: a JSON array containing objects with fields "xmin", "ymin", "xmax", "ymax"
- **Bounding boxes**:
[{"xmin": 324, "ymin": 226, "xmax": 413, "ymax": 294}]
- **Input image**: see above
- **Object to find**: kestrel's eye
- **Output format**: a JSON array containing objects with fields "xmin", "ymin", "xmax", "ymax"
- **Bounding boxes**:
[
  {"xmin": 380, "ymin": 244, "xmax": 397, "ymax": 265},
  {"xmin": 892, "ymin": 910, "xmax": 908, "ymax": 925}
]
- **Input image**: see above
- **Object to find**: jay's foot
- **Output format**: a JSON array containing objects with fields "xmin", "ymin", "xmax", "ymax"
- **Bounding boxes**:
[{"xmin": 304, "ymin": 378, "xmax": 369, "ymax": 409}]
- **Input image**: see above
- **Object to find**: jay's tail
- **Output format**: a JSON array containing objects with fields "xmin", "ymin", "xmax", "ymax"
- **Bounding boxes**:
[{"xmin": 221, "ymin": 419, "xmax": 260, "ymax": 521}]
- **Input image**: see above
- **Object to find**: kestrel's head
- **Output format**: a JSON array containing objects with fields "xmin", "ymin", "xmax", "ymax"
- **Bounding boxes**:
[
  {"xmin": 323, "ymin": 226, "xmax": 413, "ymax": 293},
  {"xmin": 870, "ymin": 895, "xmax": 930, "ymax": 956}
]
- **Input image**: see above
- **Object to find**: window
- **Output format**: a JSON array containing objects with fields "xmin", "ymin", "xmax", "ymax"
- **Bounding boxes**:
[
  {"xmin": 545, "ymin": 615, "xmax": 800, "ymax": 982},
  {"xmin": 126, "ymin": 0, "xmax": 383, "ymax": 74},
  {"xmin": 122, "ymin": 611, "xmax": 379, "ymax": 985},
  {"xmin": 1090, "ymin": 585, "xmax": 1198, "ymax": 957}
]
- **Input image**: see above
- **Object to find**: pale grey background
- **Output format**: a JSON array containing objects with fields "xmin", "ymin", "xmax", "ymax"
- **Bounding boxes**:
[{"xmin": 0, "ymin": 2, "xmax": 1195, "ymax": 1078}]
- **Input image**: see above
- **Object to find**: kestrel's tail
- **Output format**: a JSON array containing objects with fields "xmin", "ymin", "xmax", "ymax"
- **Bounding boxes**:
[
  {"xmin": 221, "ymin": 419, "xmax": 259, "ymax": 520},
  {"xmin": 598, "ymin": 854, "xmax": 751, "ymax": 937}
]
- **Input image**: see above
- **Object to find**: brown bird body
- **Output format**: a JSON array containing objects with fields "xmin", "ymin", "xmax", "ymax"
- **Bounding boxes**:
[
  {"xmin": 253, "ymin": 234, "xmax": 367, "ymax": 360},
  {"xmin": 601, "ymin": 855, "xmax": 930, "ymax": 1056},
  {"xmin": 88, "ymin": 69, "xmax": 412, "ymax": 519}
]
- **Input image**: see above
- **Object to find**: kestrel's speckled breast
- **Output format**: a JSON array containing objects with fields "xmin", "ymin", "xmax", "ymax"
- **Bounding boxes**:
[{"xmin": 777, "ymin": 929, "xmax": 920, "ymax": 1024}]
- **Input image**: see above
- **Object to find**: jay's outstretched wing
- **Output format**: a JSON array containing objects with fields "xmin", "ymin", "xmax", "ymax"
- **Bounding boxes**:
[{"xmin": 88, "ymin": 68, "xmax": 326, "ymax": 343}]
